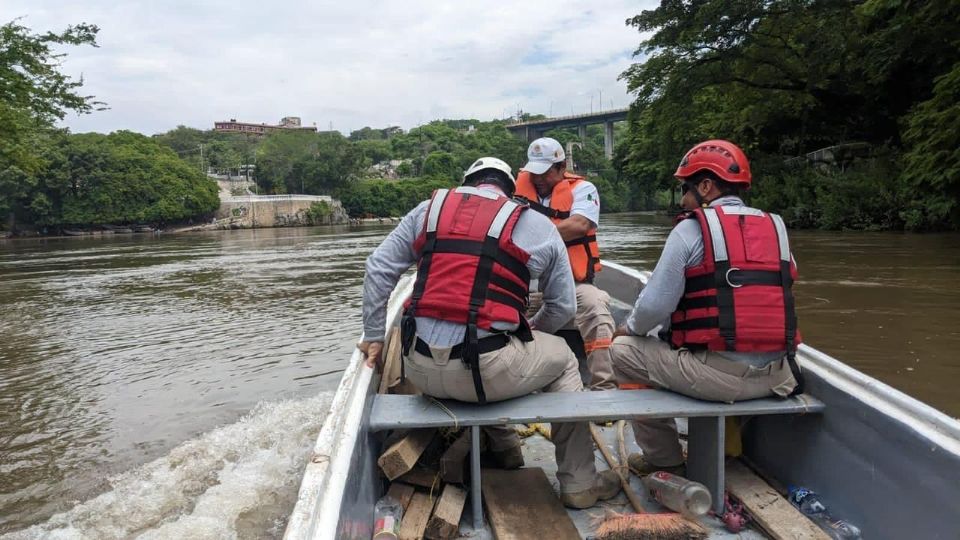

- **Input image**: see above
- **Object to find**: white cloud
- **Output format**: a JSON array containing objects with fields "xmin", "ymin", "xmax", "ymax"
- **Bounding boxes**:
[{"xmin": 6, "ymin": 0, "xmax": 658, "ymax": 135}]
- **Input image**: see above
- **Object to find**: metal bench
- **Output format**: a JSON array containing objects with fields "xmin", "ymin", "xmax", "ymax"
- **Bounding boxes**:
[{"xmin": 369, "ymin": 390, "xmax": 825, "ymax": 528}]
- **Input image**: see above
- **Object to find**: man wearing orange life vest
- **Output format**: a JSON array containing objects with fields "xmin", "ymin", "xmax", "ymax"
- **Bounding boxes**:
[
  {"xmin": 610, "ymin": 140, "xmax": 802, "ymax": 476},
  {"xmin": 514, "ymin": 137, "xmax": 617, "ymax": 391}
]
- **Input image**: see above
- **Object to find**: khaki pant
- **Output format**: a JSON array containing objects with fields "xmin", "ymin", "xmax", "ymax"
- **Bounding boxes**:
[
  {"xmin": 575, "ymin": 283, "xmax": 617, "ymax": 390},
  {"xmin": 610, "ymin": 336, "xmax": 797, "ymax": 466},
  {"xmin": 405, "ymin": 330, "xmax": 596, "ymax": 492}
]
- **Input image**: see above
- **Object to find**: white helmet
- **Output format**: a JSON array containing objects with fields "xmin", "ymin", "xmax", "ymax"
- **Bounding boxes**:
[{"xmin": 463, "ymin": 157, "xmax": 516, "ymax": 186}]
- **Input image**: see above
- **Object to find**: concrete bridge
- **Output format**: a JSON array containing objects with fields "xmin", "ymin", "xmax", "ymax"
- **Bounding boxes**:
[{"xmin": 506, "ymin": 108, "xmax": 629, "ymax": 159}]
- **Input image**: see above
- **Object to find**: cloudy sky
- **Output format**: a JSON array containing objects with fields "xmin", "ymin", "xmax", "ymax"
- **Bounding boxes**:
[{"xmin": 8, "ymin": 1, "xmax": 657, "ymax": 136}]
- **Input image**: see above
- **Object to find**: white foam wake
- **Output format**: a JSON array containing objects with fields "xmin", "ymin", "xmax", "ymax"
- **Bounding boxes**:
[{"xmin": 3, "ymin": 393, "xmax": 333, "ymax": 540}]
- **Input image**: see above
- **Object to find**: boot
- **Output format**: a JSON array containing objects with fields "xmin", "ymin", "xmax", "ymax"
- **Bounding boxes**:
[
  {"xmin": 626, "ymin": 453, "xmax": 686, "ymax": 477},
  {"xmin": 560, "ymin": 469, "xmax": 621, "ymax": 509}
]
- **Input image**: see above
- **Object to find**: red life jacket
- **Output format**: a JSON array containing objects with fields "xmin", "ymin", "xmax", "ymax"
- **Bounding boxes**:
[
  {"xmin": 669, "ymin": 205, "xmax": 801, "ymax": 353},
  {"xmin": 405, "ymin": 186, "xmax": 531, "ymax": 332}
]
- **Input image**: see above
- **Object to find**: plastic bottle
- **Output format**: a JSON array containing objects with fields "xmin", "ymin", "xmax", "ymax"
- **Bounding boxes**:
[
  {"xmin": 372, "ymin": 495, "xmax": 403, "ymax": 540},
  {"xmin": 641, "ymin": 471, "xmax": 712, "ymax": 518},
  {"xmin": 788, "ymin": 487, "xmax": 862, "ymax": 540}
]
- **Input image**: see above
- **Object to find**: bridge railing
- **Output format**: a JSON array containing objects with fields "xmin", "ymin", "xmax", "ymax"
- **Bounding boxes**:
[{"xmin": 507, "ymin": 107, "xmax": 630, "ymax": 128}]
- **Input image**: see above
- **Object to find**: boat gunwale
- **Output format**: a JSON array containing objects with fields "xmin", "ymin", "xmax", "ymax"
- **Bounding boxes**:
[
  {"xmin": 284, "ymin": 276, "xmax": 414, "ymax": 540},
  {"xmin": 601, "ymin": 260, "xmax": 960, "ymax": 454}
]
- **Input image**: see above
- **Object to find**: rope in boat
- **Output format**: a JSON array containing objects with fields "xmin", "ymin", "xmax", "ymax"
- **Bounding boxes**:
[
  {"xmin": 514, "ymin": 422, "xmax": 551, "ymax": 440},
  {"xmin": 426, "ymin": 396, "xmax": 460, "ymax": 431}
]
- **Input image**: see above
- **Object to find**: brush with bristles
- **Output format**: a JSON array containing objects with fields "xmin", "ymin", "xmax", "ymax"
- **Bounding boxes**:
[{"xmin": 588, "ymin": 422, "xmax": 707, "ymax": 540}]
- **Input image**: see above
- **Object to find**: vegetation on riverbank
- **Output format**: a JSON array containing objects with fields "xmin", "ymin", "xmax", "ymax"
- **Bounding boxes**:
[
  {"xmin": 4, "ymin": 3, "xmax": 958, "ymax": 232},
  {"xmin": 0, "ymin": 21, "xmax": 218, "ymax": 233},
  {"xmin": 617, "ymin": 1, "xmax": 960, "ymax": 231}
]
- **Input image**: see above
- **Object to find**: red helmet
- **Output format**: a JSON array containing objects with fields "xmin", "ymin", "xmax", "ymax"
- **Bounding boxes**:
[{"xmin": 675, "ymin": 140, "xmax": 752, "ymax": 186}]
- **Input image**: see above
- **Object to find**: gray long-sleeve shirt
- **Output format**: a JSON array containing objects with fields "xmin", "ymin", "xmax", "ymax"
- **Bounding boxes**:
[
  {"xmin": 362, "ymin": 185, "xmax": 576, "ymax": 346},
  {"xmin": 625, "ymin": 196, "xmax": 789, "ymax": 366}
]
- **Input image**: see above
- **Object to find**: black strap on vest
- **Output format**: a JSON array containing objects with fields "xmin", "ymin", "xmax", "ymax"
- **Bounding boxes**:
[
  {"xmin": 671, "ymin": 316, "xmax": 720, "ymax": 331},
  {"xmin": 684, "ymin": 269, "xmax": 784, "ymax": 293},
  {"xmin": 513, "ymin": 196, "xmax": 571, "ymax": 220},
  {"xmin": 462, "ymin": 235, "xmax": 503, "ymax": 403},
  {"xmin": 780, "ymin": 259, "xmax": 804, "ymax": 395},
  {"xmin": 414, "ymin": 334, "xmax": 510, "ymax": 360},
  {"xmin": 426, "ymin": 238, "xmax": 531, "ymax": 284},
  {"xmin": 714, "ymin": 261, "xmax": 737, "ymax": 351},
  {"xmin": 564, "ymin": 234, "xmax": 600, "ymax": 283}
]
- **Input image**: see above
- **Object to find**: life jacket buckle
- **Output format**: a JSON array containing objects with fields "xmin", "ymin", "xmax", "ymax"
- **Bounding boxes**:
[{"xmin": 725, "ymin": 266, "xmax": 744, "ymax": 288}]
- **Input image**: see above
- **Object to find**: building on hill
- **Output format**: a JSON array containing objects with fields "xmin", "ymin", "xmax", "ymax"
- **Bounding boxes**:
[{"xmin": 214, "ymin": 116, "xmax": 317, "ymax": 136}]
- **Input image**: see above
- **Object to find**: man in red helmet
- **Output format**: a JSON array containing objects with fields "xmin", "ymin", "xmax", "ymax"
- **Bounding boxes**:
[{"xmin": 610, "ymin": 140, "xmax": 802, "ymax": 476}]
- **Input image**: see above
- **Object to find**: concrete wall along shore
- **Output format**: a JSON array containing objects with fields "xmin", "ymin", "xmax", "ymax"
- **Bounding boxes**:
[{"xmin": 215, "ymin": 195, "xmax": 349, "ymax": 228}]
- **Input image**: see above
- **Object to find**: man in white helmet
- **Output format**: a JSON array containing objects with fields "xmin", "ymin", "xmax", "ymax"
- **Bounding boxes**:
[{"xmin": 359, "ymin": 157, "xmax": 620, "ymax": 508}]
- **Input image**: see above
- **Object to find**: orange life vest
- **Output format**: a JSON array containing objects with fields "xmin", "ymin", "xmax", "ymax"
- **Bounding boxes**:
[{"xmin": 514, "ymin": 171, "xmax": 602, "ymax": 282}]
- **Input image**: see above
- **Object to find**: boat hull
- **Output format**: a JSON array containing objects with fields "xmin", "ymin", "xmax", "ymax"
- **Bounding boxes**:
[{"xmin": 285, "ymin": 262, "xmax": 960, "ymax": 539}]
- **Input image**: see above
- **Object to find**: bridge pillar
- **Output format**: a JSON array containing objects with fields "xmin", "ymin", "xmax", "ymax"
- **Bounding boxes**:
[
  {"xmin": 604, "ymin": 121, "xmax": 614, "ymax": 159},
  {"xmin": 578, "ymin": 124, "xmax": 587, "ymax": 142},
  {"xmin": 524, "ymin": 127, "xmax": 545, "ymax": 142}
]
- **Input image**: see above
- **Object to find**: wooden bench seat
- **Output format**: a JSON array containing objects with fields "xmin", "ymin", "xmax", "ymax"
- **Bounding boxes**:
[{"xmin": 369, "ymin": 389, "xmax": 825, "ymax": 526}]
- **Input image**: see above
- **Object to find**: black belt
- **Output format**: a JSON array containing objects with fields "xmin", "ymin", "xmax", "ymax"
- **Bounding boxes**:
[{"xmin": 414, "ymin": 333, "xmax": 510, "ymax": 359}]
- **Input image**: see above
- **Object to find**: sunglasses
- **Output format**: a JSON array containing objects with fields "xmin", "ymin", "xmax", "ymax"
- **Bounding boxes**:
[{"xmin": 680, "ymin": 182, "xmax": 696, "ymax": 195}]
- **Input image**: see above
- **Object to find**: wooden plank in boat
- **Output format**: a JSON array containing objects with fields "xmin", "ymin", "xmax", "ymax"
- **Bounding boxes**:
[
  {"xmin": 370, "ymin": 391, "xmax": 825, "ymax": 430},
  {"xmin": 378, "ymin": 327, "xmax": 402, "ymax": 394},
  {"xmin": 399, "ymin": 492, "xmax": 434, "ymax": 540},
  {"xmin": 378, "ymin": 428, "xmax": 436, "ymax": 480},
  {"xmin": 439, "ymin": 429, "xmax": 471, "ymax": 484},
  {"xmin": 424, "ymin": 484, "xmax": 467, "ymax": 539},
  {"xmin": 726, "ymin": 460, "xmax": 831, "ymax": 540},
  {"xmin": 386, "ymin": 482, "xmax": 416, "ymax": 512},
  {"xmin": 398, "ymin": 465, "xmax": 442, "ymax": 490},
  {"xmin": 481, "ymin": 467, "xmax": 580, "ymax": 540}
]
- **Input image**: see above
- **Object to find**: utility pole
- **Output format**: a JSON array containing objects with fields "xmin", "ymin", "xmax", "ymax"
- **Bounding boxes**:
[
  {"xmin": 598, "ymin": 89, "xmax": 602, "ymax": 112},
  {"xmin": 199, "ymin": 144, "xmax": 204, "ymax": 174},
  {"xmin": 590, "ymin": 94, "xmax": 593, "ymax": 114},
  {"xmin": 565, "ymin": 142, "xmax": 583, "ymax": 172}
]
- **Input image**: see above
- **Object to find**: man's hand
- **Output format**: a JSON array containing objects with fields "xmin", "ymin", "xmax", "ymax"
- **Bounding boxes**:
[{"xmin": 358, "ymin": 340, "xmax": 384, "ymax": 371}]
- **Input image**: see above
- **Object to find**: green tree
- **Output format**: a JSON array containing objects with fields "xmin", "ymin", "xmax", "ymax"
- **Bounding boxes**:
[
  {"xmin": 618, "ymin": 0, "xmax": 960, "ymax": 229},
  {"xmin": 254, "ymin": 130, "xmax": 318, "ymax": 193},
  {"xmin": 900, "ymin": 62, "xmax": 960, "ymax": 229},
  {"xmin": 35, "ymin": 131, "xmax": 219, "ymax": 226},
  {"xmin": 422, "ymin": 151, "xmax": 460, "ymax": 180},
  {"xmin": 0, "ymin": 19, "xmax": 103, "ymax": 229}
]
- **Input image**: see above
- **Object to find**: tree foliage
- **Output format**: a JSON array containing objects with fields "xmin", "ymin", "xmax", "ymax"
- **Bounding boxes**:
[
  {"xmin": 618, "ymin": 0, "xmax": 960, "ymax": 230},
  {"xmin": 0, "ymin": 19, "xmax": 103, "ymax": 228},
  {"xmin": 34, "ymin": 131, "xmax": 219, "ymax": 226},
  {"xmin": 338, "ymin": 178, "xmax": 456, "ymax": 218}
]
